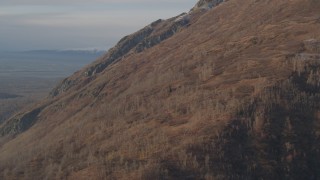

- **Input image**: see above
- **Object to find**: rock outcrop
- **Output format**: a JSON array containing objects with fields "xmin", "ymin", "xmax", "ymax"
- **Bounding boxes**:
[
  {"xmin": 50, "ymin": 13, "xmax": 193, "ymax": 97},
  {"xmin": 50, "ymin": 0, "xmax": 230, "ymax": 97},
  {"xmin": 0, "ymin": 107, "xmax": 42, "ymax": 136},
  {"xmin": 192, "ymin": 0, "xmax": 225, "ymax": 10}
]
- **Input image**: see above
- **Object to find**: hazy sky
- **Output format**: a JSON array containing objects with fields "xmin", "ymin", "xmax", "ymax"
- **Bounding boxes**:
[{"xmin": 0, "ymin": 0, "xmax": 196, "ymax": 51}]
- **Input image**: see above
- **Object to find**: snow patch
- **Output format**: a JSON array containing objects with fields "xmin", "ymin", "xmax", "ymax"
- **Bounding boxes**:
[{"xmin": 174, "ymin": 13, "xmax": 190, "ymax": 23}]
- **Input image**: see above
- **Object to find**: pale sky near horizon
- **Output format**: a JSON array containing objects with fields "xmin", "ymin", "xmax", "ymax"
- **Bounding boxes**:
[{"xmin": 0, "ymin": 0, "xmax": 196, "ymax": 51}]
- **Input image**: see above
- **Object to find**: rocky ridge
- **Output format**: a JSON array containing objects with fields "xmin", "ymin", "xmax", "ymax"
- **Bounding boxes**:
[
  {"xmin": 193, "ymin": 0, "xmax": 226, "ymax": 10},
  {"xmin": 50, "ymin": 0, "xmax": 226, "ymax": 97},
  {"xmin": 1, "ymin": 0, "xmax": 229, "ymax": 140}
]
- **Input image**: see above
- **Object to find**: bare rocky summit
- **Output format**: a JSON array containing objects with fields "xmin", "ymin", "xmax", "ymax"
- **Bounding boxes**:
[{"xmin": 193, "ymin": 0, "xmax": 225, "ymax": 10}]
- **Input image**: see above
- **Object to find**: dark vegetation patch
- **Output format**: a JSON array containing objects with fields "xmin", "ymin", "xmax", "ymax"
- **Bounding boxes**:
[{"xmin": 186, "ymin": 61, "xmax": 320, "ymax": 180}]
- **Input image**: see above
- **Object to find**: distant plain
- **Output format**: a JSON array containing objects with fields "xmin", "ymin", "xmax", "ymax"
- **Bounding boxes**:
[{"xmin": 0, "ymin": 50, "xmax": 104, "ymax": 123}]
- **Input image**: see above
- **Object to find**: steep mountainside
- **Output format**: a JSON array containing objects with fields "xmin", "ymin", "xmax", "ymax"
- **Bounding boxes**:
[{"xmin": 1, "ymin": 0, "xmax": 320, "ymax": 179}]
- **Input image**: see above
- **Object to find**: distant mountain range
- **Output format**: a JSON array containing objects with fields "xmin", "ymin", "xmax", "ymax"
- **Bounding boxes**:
[
  {"xmin": 0, "ymin": 49, "xmax": 106, "ymax": 79},
  {"xmin": 0, "ymin": 93, "xmax": 21, "ymax": 100},
  {"xmin": 1, "ymin": 49, "xmax": 105, "ymax": 59},
  {"xmin": 21, "ymin": 49, "xmax": 105, "ymax": 55}
]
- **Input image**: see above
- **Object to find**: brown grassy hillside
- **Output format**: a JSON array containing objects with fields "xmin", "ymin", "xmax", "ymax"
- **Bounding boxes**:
[{"xmin": 1, "ymin": 0, "xmax": 320, "ymax": 179}]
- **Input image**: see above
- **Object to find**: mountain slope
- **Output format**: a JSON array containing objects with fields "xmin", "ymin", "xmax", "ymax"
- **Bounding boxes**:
[{"xmin": 1, "ymin": 0, "xmax": 320, "ymax": 179}]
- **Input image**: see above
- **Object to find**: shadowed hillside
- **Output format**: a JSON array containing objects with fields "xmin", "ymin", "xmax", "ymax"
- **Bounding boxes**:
[{"xmin": 1, "ymin": 0, "xmax": 320, "ymax": 179}]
